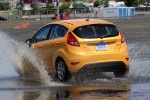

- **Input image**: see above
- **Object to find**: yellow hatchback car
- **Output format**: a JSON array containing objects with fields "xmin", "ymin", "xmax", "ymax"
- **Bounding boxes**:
[{"xmin": 25, "ymin": 19, "xmax": 129, "ymax": 82}]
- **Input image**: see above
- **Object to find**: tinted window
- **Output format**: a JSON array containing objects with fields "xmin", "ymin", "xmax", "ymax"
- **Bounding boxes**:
[
  {"xmin": 34, "ymin": 25, "xmax": 51, "ymax": 42},
  {"xmin": 73, "ymin": 24, "xmax": 119, "ymax": 39},
  {"xmin": 50, "ymin": 25, "xmax": 68, "ymax": 39}
]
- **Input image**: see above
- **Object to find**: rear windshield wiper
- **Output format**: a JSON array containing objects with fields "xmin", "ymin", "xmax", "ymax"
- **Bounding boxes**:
[{"xmin": 100, "ymin": 34, "xmax": 116, "ymax": 39}]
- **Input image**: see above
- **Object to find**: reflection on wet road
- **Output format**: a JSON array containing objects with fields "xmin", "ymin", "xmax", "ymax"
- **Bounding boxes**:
[{"xmin": 0, "ymin": 76, "xmax": 129, "ymax": 100}]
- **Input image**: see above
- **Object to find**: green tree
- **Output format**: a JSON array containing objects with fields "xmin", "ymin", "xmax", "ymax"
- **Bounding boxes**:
[
  {"xmin": 94, "ymin": 0, "xmax": 100, "ymax": 7},
  {"xmin": 73, "ymin": 2, "xmax": 78, "ymax": 8},
  {"xmin": 16, "ymin": 3, "xmax": 23, "ymax": 10},
  {"xmin": 0, "ymin": 2, "xmax": 10, "ymax": 10},
  {"xmin": 125, "ymin": 0, "xmax": 135, "ymax": 6},
  {"xmin": 46, "ymin": 2, "xmax": 50, "ymax": 8},
  {"xmin": 103, "ymin": 0, "xmax": 109, "ymax": 7},
  {"xmin": 139, "ymin": 0, "xmax": 145, "ymax": 4},
  {"xmin": 145, "ymin": 0, "xmax": 150, "ymax": 6},
  {"xmin": 3, "ymin": 2, "xmax": 9, "ymax": 10},
  {"xmin": 94, "ymin": 0, "xmax": 108, "ymax": 7},
  {"xmin": 31, "ymin": 3, "xmax": 39, "ymax": 10},
  {"xmin": 0, "ymin": 3, "xmax": 4, "ymax": 10},
  {"xmin": 61, "ymin": 2, "xmax": 70, "ymax": 10}
]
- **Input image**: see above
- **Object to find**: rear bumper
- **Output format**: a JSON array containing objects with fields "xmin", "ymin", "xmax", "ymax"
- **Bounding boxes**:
[
  {"xmin": 65, "ymin": 52, "xmax": 129, "ymax": 73},
  {"xmin": 78, "ymin": 61, "xmax": 129, "ymax": 73}
]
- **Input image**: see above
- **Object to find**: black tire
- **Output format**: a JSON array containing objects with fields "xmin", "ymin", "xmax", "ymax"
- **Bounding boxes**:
[
  {"xmin": 114, "ymin": 67, "xmax": 128, "ymax": 78},
  {"xmin": 56, "ymin": 59, "xmax": 69, "ymax": 82}
]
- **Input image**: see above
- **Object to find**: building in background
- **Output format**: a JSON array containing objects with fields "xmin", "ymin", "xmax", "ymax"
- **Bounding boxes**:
[{"xmin": 108, "ymin": 1, "xmax": 126, "ymax": 7}]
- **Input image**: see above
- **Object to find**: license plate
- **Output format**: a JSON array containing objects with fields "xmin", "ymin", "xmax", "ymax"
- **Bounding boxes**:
[{"xmin": 96, "ymin": 43, "xmax": 108, "ymax": 50}]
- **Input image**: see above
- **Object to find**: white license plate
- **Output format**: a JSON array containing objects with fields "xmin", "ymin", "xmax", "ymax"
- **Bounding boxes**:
[{"xmin": 96, "ymin": 43, "xmax": 108, "ymax": 50}]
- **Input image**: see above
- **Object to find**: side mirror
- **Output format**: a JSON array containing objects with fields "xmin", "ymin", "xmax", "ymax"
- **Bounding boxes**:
[{"xmin": 25, "ymin": 39, "xmax": 32, "ymax": 44}]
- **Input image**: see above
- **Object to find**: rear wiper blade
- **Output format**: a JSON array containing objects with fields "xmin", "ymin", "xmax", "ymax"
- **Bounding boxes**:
[{"xmin": 100, "ymin": 34, "xmax": 115, "ymax": 39}]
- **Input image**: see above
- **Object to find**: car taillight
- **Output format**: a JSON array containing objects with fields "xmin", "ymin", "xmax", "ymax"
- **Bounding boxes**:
[
  {"xmin": 67, "ymin": 32, "xmax": 80, "ymax": 47},
  {"xmin": 120, "ymin": 32, "xmax": 125, "ymax": 43}
]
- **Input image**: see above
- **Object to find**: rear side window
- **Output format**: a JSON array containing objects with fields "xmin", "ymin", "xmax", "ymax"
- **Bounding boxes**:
[
  {"xmin": 50, "ymin": 25, "xmax": 68, "ymax": 39},
  {"xmin": 73, "ymin": 24, "xmax": 119, "ymax": 39}
]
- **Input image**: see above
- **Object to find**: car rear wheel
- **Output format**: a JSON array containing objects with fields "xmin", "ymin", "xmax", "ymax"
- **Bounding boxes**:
[
  {"xmin": 113, "ymin": 67, "xmax": 128, "ymax": 78},
  {"xmin": 56, "ymin": 59, "xmax": 69, "ymax": 82}
]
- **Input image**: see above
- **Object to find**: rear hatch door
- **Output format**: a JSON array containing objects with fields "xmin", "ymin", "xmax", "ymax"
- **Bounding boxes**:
[{"xmin": 73, "ymin": 24, "xmax": 121, "ymax": 53}]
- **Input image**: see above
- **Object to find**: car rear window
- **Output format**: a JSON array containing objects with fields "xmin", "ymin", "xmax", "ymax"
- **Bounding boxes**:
[{"xmin": 73, "ymin": 24, "xmax": 119, "ymax": 39}]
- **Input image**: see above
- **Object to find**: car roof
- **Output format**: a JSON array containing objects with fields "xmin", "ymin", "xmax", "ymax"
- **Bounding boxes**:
[{"xmin": 49, "ymin": 19, "xmax": 116, "ymax": 29}]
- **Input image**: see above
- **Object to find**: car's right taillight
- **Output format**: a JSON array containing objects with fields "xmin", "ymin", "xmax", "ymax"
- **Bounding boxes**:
[
  {"xmin": 67, "ymin": 32, "xmax": 80, "ymax": 47},
  {"xmin": 120, "ymin": 32, "xmax": 125, "ymax": 43}
]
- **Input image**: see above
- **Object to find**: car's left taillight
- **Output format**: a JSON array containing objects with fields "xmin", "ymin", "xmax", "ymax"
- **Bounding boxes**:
[{"xmin": 67, "ymin": 32, "xmax": 80, "ymax": 47}]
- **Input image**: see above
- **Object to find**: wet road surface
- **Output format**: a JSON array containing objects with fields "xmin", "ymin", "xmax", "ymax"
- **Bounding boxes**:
[
  {"xmin": 0, "ymin": 15, "xmax": 150, "ymax": 100},
  {"xmin": 0, "ymin": 76, "xmax": 129, "ymax": 100}
]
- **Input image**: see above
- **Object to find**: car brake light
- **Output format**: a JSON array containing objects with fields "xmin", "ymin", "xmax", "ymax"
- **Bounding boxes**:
[
  {"xmin": 120, "ymin": 32, "xmax": 125, "ymax": 43},
  {"xmin": 67, "ymin": 32, "xmax": 80, "ymax": 47}
]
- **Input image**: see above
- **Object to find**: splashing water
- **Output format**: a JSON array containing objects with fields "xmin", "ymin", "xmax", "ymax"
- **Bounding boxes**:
[
  {"xmin": 128, "ymin": 43, "xmax": 150, "ymax": 82},
  {"xmin": 0, "ymin": 31, "xmax": 51, "ymax": 84}
]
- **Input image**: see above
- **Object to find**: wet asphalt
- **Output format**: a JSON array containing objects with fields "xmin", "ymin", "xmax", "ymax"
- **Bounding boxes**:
[{"xmin": 0, "ymin": 15, "xmax": 150, "ymax": 100}]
